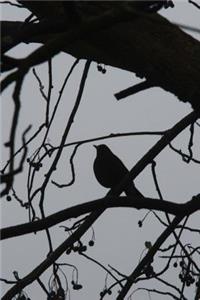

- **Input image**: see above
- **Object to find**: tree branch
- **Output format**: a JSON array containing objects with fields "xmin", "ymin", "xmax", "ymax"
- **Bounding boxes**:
[
  {"xmin": 1, "ymin": 4, "xmax": 200, "ymax": 109},
  {"xmin": 1, "ymin": 194, "xmax": 200, "ymax": 240}
]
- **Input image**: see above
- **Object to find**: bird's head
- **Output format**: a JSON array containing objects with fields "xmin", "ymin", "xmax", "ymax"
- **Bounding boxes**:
[{"xmin": 94, "ymin": 144, "xmax": 109, "ymax": 153}]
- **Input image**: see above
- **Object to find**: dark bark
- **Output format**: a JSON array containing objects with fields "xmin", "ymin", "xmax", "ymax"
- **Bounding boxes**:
[{"xmin": 2, "ymin": 2, "xmax": 200, "ymax": 109}]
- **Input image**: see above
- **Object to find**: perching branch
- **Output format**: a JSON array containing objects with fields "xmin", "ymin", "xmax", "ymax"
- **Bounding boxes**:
[{"xmin": 1, "ymin": 194, "xmax": 200, "ymax": 240}]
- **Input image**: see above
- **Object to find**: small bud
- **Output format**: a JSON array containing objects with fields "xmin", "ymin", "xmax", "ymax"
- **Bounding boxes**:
[
  {"xmin": 73, "ymin": 283, "xmax": 83, "ymax": 290},
  {"xmin": 145, "ymin": 241, "xmax": 152, "ymax": 249},
  {"xmin": 66, "ymin": 248, "xmax": 71, "ymax": 255},
  {"xmin": 78, "ymin": 245, "xmax": 87, "ymax": 253}
]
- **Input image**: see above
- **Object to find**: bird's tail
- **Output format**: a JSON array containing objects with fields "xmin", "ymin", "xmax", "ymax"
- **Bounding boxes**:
[{"xmin": 124, "ymin": 181, "xmax": 143, "ymax": 199}]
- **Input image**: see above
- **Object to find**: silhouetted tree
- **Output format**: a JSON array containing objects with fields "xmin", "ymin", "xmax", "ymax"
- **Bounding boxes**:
[{"xmin": 1, "ymin": 2, "xmax": 200, "ymax": 300}]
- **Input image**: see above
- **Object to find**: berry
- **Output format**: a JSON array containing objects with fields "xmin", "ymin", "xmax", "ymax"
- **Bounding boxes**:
[
  {"xmin": 73, "ymin": 246, "xmax": 79, "ymax": 252},
  {"xmin": 179, "ymin": 260, "xmax": 184, "ymax": 267},
  {"xmin": 97, "ymin": 65, "xmax": 103, "ymax": 72},
  {"xmin": 6, "ymin": 195, "xmax": 12, "ymax": 201},
  {"xmin": 88, "ymin": 240, "xmax": 94, "ymax": 247}
]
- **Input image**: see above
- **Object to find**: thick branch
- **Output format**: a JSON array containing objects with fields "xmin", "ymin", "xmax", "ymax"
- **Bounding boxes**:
[
  {"xmin": 1, "ymin": 194, "xmax": 200, "ymax": 240},
  {"xmin": 2, "ymin": 5, "xmax": 200, "ymax": 108}
]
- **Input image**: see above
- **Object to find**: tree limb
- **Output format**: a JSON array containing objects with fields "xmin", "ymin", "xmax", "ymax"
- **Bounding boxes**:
[
  {"xmin": 1, "ymin": 3, "xmax": 200, "ymax": 109},
  {"xmin": 1, "ymin": 194, "xmax": 200, "ymax": 240}
]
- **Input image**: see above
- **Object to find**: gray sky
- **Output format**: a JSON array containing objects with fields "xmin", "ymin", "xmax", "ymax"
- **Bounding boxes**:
[{"xmin": 1, "ymin": 2, "xmax": 200, "ymax": 300}]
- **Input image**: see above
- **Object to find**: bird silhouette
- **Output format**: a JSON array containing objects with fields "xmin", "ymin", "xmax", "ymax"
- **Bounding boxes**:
[{"xmin": 93, "ymin": 144, "xmax": 142, "ymax": 197}]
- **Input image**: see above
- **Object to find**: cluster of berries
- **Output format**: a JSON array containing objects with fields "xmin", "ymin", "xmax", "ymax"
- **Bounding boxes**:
[
  {"xmin": 174, "ymin": 260, "xmax": 196, "ymax": 287},
  {"xmin": 143, "ymin": 263, "xmax": 155, "ymax": 278},
  {"xmin": 66, "ymin": 240, "xmax": 94, "ymax": 255},
  {"xmin": 100, "ymin": 288, "xmax": 112, "ymax": 297},
  {"xmin": 97, "ymin": 64, "xmax": 106, "ymax": 74},
  {"xmin": 47, "ymin": 287, "xmax": 65, "ymax": 300},
  {"xmin": 27, "ymin": 158, "xmax": 42, "ymax": 171}
]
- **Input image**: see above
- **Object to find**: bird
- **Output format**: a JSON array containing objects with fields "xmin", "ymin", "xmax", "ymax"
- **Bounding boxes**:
[{"xmin": 93, "ymin": 144, "xmax": 142, "ymax": 197}]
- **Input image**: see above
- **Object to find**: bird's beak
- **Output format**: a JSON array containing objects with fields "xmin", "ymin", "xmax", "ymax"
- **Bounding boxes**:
[{"xmin": 93, "ymin": 145, "xmax": 98, "ymax": 149}]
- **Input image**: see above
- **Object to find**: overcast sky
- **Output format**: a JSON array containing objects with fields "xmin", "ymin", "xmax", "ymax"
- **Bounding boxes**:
[{"xmin": 1, "ymin": 2, "xmax": 200, "ymax": 300}]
